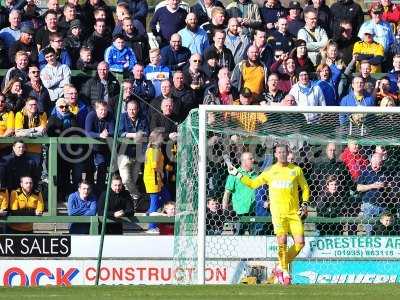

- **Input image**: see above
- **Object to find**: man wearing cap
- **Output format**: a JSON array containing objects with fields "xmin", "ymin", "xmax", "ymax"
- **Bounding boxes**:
[
  {"xmin": 203, "ymin": 48, "xmax": 220, "ymax": 82},
  {"xmin": 297, "ymin": 7, "xmax": 328, "ymax": 66},
  {"xmin": 330, "ymin": 0, "xmax": 363, "ymax": 38},
  {"xmin": 231, "ymin": 45, "xmax": 268, "ymax": 97},
  {"xmin": 64, "ymin": 19, "xmax": 85, "ymax": 67},
  {"xmin": 9, "ymin": 25, "xmax": 37, "ymax": 65},
  {"xmin": 286, "ymin": 1, "xmax": 305, "ymax": 37},
  {"xmin": 358, "ymin": 4, "xmax": 394, "ymax": 52},
  {"xmin": 353, "ymin": 27, "xmax": 384, "ymax": 73}
]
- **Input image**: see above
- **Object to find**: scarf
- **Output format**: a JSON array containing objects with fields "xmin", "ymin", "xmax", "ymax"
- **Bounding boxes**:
[
  {"xmin": 55, "ymin": 108, "xmax": 72, "ymax": 129},
  {"xmin": 298, "ymin": 82, "xmax": 314, "ymax": 96},
  {"xmin": 22, "ymin": 108, "xmax": 39, "ymax": 129}
]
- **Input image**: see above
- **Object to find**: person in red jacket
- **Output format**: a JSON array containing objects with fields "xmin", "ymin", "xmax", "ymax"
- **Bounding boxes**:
[
  {"xmin": 373, "ymin": 0, "xmax": 400, "ymax": 24},
  {"xmin": 340, "ymin": 140, "xmax": 369, "ymax": 181}
]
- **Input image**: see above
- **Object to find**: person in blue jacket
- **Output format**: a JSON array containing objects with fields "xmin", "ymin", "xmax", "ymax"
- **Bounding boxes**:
[
  {"xmin": 339, "ymin": 76, "xmax": 375, "ymax": 128},
  {"xmin": 316, "ymin": 63, "xmax": 339, "ymax": 106},
  {"xmin": 67, "ymin": 180, "xmax": 97, "ymax": 234},
  {"xmin": 104, "ymin": 33, "xmax": 137, "ymax": 73}
]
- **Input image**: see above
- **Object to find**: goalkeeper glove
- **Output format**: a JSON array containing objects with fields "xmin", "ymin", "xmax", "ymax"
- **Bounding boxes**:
[
  {"xmin": 228, "ymin": 165, "xmax": 243, "ymax": 179},
  {"xmin": 298, "ymin": 203, "xmax": 308, "ymax": 220}
]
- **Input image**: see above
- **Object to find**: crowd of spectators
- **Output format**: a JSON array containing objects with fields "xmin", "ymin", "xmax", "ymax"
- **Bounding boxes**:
[{"xmin": 0, "ymin": 0, "xmax": 399, "ymax": 235}]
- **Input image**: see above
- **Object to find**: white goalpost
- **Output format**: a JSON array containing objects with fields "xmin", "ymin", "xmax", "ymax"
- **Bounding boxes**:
[{"xmin": 176, "ymin": 105, "xmax": 400, "ymax": 285}]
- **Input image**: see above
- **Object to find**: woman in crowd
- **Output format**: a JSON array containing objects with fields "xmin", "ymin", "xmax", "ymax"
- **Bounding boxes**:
[{"xmin": 3, "ymin": 78, "xmax": 25, "ymax": 113}]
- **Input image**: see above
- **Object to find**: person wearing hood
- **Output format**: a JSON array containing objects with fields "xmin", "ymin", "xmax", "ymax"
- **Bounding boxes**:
[
  {"xmin": 190, "ymin": 0, "xmax": 224, "ymax": 27},
  {"xmin": 330, "ymin": 0, "xmax": 363, "ymax": 37},
  {"xmin": 64, "ymin": 19, "xmax": 86, "ymax": 68},
  {"xmin": 332, "ymin": 19, "xmax": 360, "ymax": 65},
  {"xmin": 178, "ymin": 12, "xmax": 209, "ymax": 55},
  {"xmin": 47, "ymin": 97, "xmax": 85, "ymax": 201},
  {"xmin": 289, "ymin": 68, "xmax": 326, "ymax": 124},
  {"xmin": 82, "ymin": 0, "xmax": 115, "ymax": 31},
  {"xmin": 202, "ymin": 49, "xmax": 220, "ymax": 83},
  {"xmin": 104, "ymin": 34, "xmax": 137, "ymax": 74},
  {"xmin": 225, "ymin": 0, "xmax": 262, "ymax": 36}
]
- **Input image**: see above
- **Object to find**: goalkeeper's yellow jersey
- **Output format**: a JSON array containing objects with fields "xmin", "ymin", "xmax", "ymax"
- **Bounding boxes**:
[{"xmin": 240, "ymin": 163, "xmax": 310, "ymax": 214}]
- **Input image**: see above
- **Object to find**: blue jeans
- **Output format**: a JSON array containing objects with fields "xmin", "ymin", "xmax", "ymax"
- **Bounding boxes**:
[
  {"xmin": 147, "ymin": 186, "xmax": 171, "ymax": 229},
  {"xmin": 361, "ymin": 202, "xmax": 384, "ymax": 235}
]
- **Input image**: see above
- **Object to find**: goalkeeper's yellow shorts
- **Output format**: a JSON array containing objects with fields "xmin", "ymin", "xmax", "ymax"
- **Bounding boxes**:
[{"xmin": 272, "ymin": 212, "xmax": 304, "ymax": 236}]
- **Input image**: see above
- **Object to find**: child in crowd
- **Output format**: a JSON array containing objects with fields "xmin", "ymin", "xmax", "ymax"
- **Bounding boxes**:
[
  {"xmin": 206, "ymin": 198, "xmax": 237, "ymax": 235},
  {"xmin": 316, "ymin": 175, "xmax": 348, "ymax": 235},
  {"xmin": 104, "ymin": 34, "xmax": 137, "ymax": 73},
  {"xmin": 144, "ymin": 129, "xmax": 171, "ymax": 234},
  {"xmin": 76, "ymin": 47, "xmax": 96, "ymax": 72},
  {"xmin": 373, "ymin": 212, "xmax": 399, "ymax": 236},
  {"xmin": 150, "ymin": 201, "xmax": 176, "ymax": 235}
]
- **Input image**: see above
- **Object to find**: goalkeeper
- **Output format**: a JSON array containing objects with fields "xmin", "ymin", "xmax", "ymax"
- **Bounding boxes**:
[{"xmin": 228, "ymin": 144, "xmax": 310, "ymax": 285}]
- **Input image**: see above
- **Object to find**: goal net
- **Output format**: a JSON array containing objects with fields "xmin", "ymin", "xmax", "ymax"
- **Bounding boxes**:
[{"xmin": 173, "ymin": 105, "xmax": 400, "ymax": 285}]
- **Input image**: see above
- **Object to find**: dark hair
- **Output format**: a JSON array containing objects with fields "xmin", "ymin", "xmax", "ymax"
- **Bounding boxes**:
[
  {"xmin": 78, "ymin": 180, "xmax": 91, "ymax": 188},
  {"xmin": 113, "ymin": 33, "xmax": 125, "ymax": 41},
  {"xmin": 111, "ymin": 174, "xmax": 123, "ymax": 182},
  {"xmin": 13, "ymin": 139, "xmax": 25, "ymax": 146},
  {"xmin": 45, "ymin": 9, "xmax": 58, "ymax": 18},
  {"xmin": 43, "ymin": 47, "xmax": 56, "ymax": 56}
]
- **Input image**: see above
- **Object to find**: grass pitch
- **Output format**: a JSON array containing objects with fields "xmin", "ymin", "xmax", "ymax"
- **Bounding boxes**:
[{"xmin": 0, "ymin": 284, "xmax": 399, "ymax": 300}]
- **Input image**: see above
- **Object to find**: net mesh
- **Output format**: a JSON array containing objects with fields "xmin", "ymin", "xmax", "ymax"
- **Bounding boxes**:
[{"xmin": 173, "ymin": 108, "xmax": 400, "ymax": 285}]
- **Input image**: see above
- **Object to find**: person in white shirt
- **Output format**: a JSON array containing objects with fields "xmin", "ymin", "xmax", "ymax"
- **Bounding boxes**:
[
  {"xmin": 40, "ymin": 47, "xmax": 71, "ymax": 104},
  {"xmin": 289, "ymin": 68, "xmax": 326, "ymax": 124}
]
